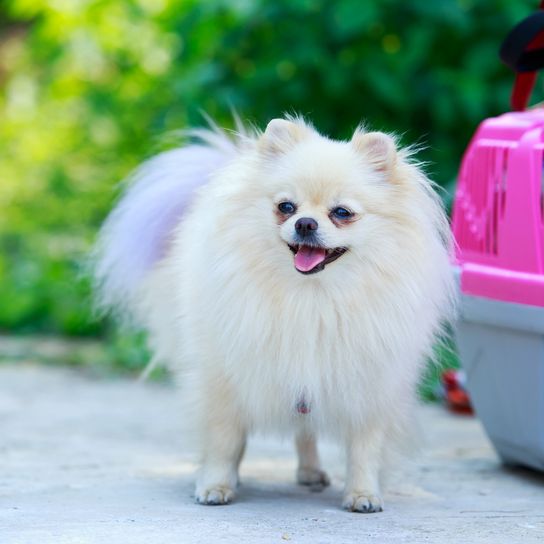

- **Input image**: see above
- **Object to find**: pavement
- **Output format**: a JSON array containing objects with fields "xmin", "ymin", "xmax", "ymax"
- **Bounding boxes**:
[{"xmin": 1, "ymin": 363, "xmax": 543, "ymax": 544}]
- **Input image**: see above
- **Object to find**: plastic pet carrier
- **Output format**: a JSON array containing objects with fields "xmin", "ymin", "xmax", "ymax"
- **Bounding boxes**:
[{"xmin": 452, "ymin": 4, "xmax": 544, "ymax": 471}]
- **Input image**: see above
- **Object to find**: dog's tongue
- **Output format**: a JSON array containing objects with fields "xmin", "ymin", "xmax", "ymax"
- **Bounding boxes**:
[{"xmin": 294, "ymin": 245, "xmax": 327, "ymax": 272}]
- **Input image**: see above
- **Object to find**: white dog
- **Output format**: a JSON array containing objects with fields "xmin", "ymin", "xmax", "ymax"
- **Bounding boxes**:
[{"xmin": 95, "ymin": 117, "xmax": 455, "ymax": 513}]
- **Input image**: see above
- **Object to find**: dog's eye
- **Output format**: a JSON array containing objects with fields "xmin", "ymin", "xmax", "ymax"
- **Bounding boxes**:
[
  {"xmin": 278, "ymin": 201, "xmax": 297, "ymax": 214},
  {"xmin": 331, "ymin": 207, "xmax": 353, "ymax": 220}
]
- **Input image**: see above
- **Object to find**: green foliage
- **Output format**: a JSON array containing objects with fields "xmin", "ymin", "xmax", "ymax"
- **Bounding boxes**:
[
  {"xmin": 419, "ymin": 335, "xmax": 460, "ymax": 402},
  {"xmin": 0, "ymin": 1, "xmax": 537, "ymax": 364}
]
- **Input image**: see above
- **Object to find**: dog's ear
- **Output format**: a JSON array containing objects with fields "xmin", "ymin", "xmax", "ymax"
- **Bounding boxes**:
[
  {"xmin": 351, "ymin": 129, "xmax": 397, "ymax": 173},
  {"xmin": 259, "ymin": 118, "xmax": 310, "ymax": 155}
]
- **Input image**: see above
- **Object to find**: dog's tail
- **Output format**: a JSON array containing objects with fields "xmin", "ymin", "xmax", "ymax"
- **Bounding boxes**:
[{"xmin": 93, "ymin": 122, "xmax": 251, "ymax": 324}]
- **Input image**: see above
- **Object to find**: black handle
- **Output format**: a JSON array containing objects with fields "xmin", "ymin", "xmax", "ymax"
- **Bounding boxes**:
[
  {"xmin": 500, "ymin": 11, "xmax": 544, "ymax": 72},
  {"xmin": 500, "ymin": 4, "xmax": 544, "ymax": 110}
]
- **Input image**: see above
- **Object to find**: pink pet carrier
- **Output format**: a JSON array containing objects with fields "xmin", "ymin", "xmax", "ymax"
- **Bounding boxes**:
[{"xmin": 452, "ymin": 3, "xmax": 544, "ymax": 471}]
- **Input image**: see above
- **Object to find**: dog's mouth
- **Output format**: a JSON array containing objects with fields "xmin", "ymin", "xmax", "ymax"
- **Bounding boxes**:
[{"xmin": 288, "ymin": 244, "xmax": 348, "ymax": 275}]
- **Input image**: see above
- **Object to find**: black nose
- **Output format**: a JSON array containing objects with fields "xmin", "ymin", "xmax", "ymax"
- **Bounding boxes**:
[{"xmin": 295, "ymin": 217, "xmax": 318, "ymax": 237}]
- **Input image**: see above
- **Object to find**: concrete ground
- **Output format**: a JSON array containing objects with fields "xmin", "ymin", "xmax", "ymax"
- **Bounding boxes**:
[{"xmin": 1, "ymin": 364, "xmax": 543, "ymax": 544}]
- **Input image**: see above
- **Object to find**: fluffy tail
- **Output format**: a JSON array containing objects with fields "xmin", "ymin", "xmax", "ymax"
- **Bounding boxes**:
[{"xmin": 93, "ymin": 125, "xmax": 247, "ymax": 324}]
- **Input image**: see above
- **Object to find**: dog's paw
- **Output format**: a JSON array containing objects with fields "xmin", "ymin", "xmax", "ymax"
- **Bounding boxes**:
[
  {"xmin": 342, "ymin": 491, "xmax": 383, "ymax": 513},
  {"xmin": 195, "ymin": 486, "xmax": 235, "ymax": 506},
  {"xmin": 297, "ymin": 467, "xmax": 330, "ymax": 492}
]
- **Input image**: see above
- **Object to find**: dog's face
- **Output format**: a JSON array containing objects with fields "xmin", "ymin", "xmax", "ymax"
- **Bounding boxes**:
[{"xmin": 250, "ymin": 119, "xmax": 403, "ymax": 278}]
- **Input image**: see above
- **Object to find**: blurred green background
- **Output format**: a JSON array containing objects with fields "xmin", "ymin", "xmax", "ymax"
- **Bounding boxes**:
[{"xmin": 0, "ymin": 0, "xmax": 537, "ymax": 379}]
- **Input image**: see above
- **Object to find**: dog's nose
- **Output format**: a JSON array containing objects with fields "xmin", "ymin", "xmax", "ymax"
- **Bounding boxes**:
[{"xmin": 295, "ymin": 217, "xmax": 318, "ymax": 237}]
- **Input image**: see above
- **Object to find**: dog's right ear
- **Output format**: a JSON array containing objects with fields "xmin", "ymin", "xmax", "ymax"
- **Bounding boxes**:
[
  {"xmin": 259, "ymin": 118, "xmax": 310, "ymax": 155},
  {"xmin": 351, "ymin": 129, "xmax": 397, "ymax": 174}
]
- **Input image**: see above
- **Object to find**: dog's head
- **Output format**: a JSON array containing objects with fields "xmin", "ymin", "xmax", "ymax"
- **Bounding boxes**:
[{"xmin": 240, "ymin": 117, "xmax": 421, "ymax": 279}]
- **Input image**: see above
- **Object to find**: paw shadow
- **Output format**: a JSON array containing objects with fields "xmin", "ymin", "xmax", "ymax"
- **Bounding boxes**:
[{"xmin": 232, "ymin": 477, "xmax": 341, "ymax": 509}]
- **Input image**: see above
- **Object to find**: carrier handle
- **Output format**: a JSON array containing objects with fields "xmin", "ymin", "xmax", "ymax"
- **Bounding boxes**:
[{"xmin": 500, "ymin": 2, "xmax": 544, "ymax": 110}]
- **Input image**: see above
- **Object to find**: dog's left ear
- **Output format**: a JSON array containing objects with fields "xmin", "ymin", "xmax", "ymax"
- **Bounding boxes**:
[
  {"xmin": 259, "ymin": 118, "xmax": 310, "ymax": 155},
  {"xmin": 351, "ymin": 130, "xmax": 397, "ymax": 173}
]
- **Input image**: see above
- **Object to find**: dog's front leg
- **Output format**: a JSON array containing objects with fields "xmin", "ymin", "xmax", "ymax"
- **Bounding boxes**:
[
  {"xmin": 342, "ymin": 424, "xmax": 384, "ymax": 513},
  {"xmin": 195, "ymin": 393, "xmax": 247, "ymax": 506}
]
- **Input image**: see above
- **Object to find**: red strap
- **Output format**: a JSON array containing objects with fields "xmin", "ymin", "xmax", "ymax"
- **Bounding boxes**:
[
  {"xmin": 512, "ymin": 0, "xmax": 544, "ymax": 110},
  {"xmin": 512, "ymin": 72, "xmax": 538, "ymax": 110}
]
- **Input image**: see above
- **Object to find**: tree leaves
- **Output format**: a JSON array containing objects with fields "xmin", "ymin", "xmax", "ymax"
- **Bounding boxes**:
[{"xmin": 0, "ymin": 0, "xmax": 536, "ymax": 335}]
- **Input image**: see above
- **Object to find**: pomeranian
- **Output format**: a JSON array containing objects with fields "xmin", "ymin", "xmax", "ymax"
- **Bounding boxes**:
[{"xmin": 94, "ymin": 117, "xmax": 455, "ymax": 513}]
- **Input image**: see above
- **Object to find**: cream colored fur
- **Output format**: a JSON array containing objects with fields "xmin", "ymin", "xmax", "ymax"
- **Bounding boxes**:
[{"xmin": 107, "ymin": 117, "xmax": 455, "ymax": 513}]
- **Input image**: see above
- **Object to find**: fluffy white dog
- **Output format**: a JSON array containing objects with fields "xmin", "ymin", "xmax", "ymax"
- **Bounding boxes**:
[{"xmin": 95, "ymin": 117, "xmax": 455, "ymax": 513}]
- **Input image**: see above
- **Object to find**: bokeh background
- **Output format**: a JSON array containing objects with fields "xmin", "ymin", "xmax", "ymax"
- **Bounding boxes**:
[{"xmin": 0, "ymin": 0, "xmax": 537, "ymax": 383}]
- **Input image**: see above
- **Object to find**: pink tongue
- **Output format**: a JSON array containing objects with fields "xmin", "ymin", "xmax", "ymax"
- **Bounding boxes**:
[{"xmin": 294, "ymin": 246, "xmax": 327, "ymax": 272}]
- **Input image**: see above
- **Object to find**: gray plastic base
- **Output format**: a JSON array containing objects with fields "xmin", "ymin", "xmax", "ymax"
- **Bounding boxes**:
[{"xmin": 454, "ymin": 270, "xmax": 544, "ymax": 471}]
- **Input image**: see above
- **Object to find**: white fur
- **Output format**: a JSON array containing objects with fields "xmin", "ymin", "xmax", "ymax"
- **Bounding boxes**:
[{"xmin": 96, "ymin": 117, "xmax": 456, "ymax": 512}]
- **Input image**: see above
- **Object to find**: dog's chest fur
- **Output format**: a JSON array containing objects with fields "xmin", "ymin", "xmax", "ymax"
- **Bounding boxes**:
[{"xmin": 193, "ymin": 273, "xmax": 406, "ymax": 431}]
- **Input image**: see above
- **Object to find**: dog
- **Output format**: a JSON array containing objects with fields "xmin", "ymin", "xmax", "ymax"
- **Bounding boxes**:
[{"xmin": 94, "ymin": 117, "xmax": 455, "ymax": 513}]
